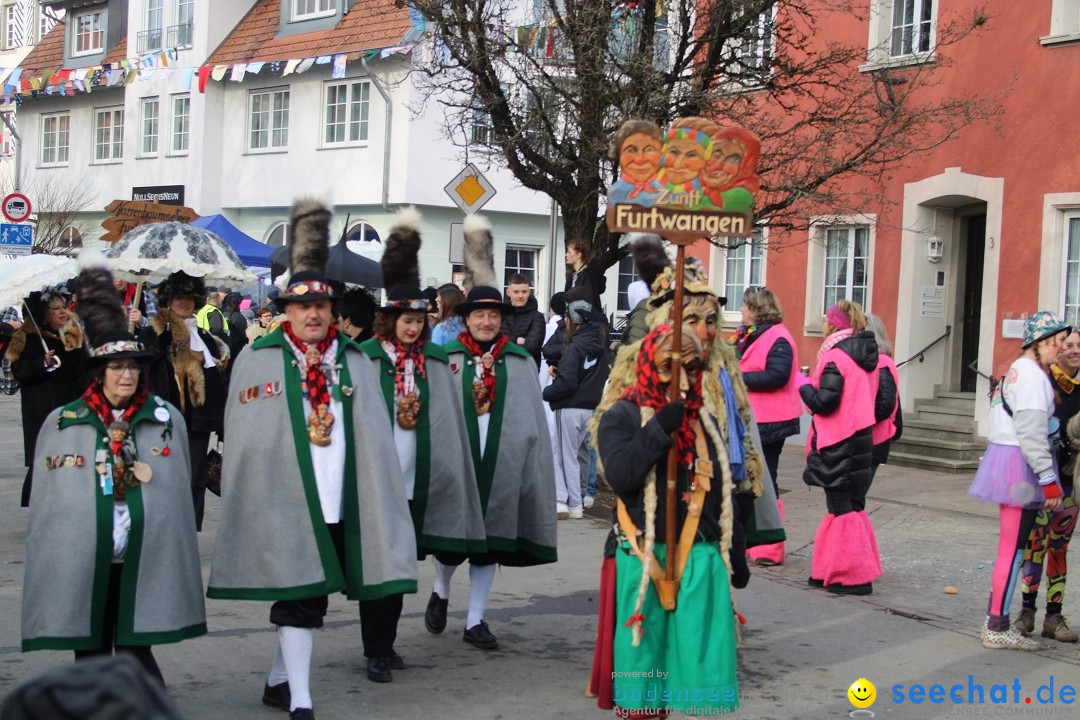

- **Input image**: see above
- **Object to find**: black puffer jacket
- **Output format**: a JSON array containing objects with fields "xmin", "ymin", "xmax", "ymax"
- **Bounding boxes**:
[
  {"xmin": 871, "ymin": 363, "xmax": 899, "ymax": 465},
  {"xmin": 542, "ymin": 322, "xmax": 610, "ymax": 410},
  {"xmin": 800, "ymin": 331, "xmax": 879, "ymax": 490},
  {"xmin": 501, "ymin": 294, "xmax": 546, "ymax": 368}
]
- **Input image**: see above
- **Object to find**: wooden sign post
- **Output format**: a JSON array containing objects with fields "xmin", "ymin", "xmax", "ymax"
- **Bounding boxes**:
[{"xmin": 606, "ymin": 117, "xmax": 761, "ymax": 585}]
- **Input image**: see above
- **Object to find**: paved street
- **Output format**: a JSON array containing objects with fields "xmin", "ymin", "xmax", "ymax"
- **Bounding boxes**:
[{"xmin": 0, "ymin": 392, "xmax": 1078, "ymax": 719}]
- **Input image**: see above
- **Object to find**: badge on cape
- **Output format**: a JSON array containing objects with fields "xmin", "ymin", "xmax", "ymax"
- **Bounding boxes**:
[
  {"xmin": 154, "ymin": 407, "xmax": 170, "ymax": 423},
  {"xmin": 450, "ymin": 362, "xmax": 460, "ymax": 374},
  {"xmin": 132, "ymin": 461, "xmax": 153, "ymax": 483}
]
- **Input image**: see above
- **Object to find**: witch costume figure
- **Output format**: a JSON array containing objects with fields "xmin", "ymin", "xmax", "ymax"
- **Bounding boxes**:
[
  {"xmin": 21, "ymin": 258, "xmax": 206, "ymax": 685},
  {"xmin": 596, "ymin": 325, "xmax": 740, "ymax": 716},
  {"xmin": 357, "ymin": 207, "xmax": 486, "ymax": 683},
  {"xmin": 207, "ymin": 199, "xmax": 416, "ymax": 720}
]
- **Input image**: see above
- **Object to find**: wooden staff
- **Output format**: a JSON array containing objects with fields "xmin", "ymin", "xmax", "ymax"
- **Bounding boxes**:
[
  {"xmin": 21, "ymin": 300, "xmax": 60, "ymax": 370},
  {"xmin": 128, "ymin": 280, "xmax": 144, "ymax": 334},
  {"xmin": 663, "ymin": 243, "xmax": 687, "ymax": 580}
]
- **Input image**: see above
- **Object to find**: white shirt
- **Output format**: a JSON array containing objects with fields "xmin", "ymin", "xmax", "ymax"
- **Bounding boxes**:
[
  {"xmin": 987, "ymin": 357, "xmax": 1055, "ymax": 446},
  {"xmin": 185, "ymin": 318, "xmax": 217, "ymax": 368}
]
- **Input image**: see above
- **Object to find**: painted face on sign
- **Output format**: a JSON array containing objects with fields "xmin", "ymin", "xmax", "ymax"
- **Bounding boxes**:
[
  {"xmin": 662, "ymin": 136, "xmax": 709, "ymax": 186},
  {"xmin": 701, "ymin": 138, "xmax": 746, "ymax": 191},
  {"xmin": 619, "ymin": 132, "xmax": 663, "ymax": 184}
]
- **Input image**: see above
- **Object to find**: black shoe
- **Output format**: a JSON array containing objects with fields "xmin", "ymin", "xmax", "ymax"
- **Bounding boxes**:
[
  {"xmin": 262, "ymin": 682, "xmax": 290, "ymax": 712},
  {"xmin": 807, "ymin": 577, "xmax": 824, "ymax": 588},
  {"xmin": 463, "ymin": 620, "xmax": 498, "ymax": 650},
  {"xmin": 387, "ymin": 652, "xmax": 405, "ymax": 670},
  {"xmin": 425, "ymin": 592, "xmax": 448, "ymax": 634},
  {"xmin": 289, "ymin": 709, "xmax": 315, "ymax": 720},
  {"xmin": 826, "ymin": 582, "xmax": 873, "ymax": 596},
  {"xmin": 366, "ymin": 656, "xmax": 392, "ymax": 683}
]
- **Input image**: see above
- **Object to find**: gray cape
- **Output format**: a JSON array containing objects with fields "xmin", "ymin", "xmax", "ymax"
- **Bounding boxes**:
[
  {"xmin": 745, "ymin": 407, "xmax": 785, "ymax": 545},
  {"xmin": 359, "ymin": 339, "xmax": 487, "ymax": 558},
  {"xmin": 23, "ymin": 397, "xmax": 206, "ymax": 651},
  {"xmin": 207, "ymin": 330, "xmax": 417, "ymax": 601},
  {"xmin": 444, "ymin": 339, "xmax": 558, "ymax": 566}
]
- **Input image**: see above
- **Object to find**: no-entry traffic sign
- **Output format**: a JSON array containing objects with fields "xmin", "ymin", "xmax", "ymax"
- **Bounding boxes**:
[{"xmin": 2, "ymin": 193, "xmax": 31, "ymax": 223}]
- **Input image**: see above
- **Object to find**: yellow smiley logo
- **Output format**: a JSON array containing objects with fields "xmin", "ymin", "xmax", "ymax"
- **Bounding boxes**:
[{"xmin": 848, "ymin": 678, "xmax": 876, "ymax": 709}]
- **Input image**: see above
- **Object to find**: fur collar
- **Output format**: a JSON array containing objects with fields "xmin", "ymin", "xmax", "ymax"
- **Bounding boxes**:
[
  {"xmin": 4, "ymin": 313, "xmax": 83, "ymax": 364},
  {"xmin": 149, "ymin": 311, "xmax": 230, "ymax": 413}
]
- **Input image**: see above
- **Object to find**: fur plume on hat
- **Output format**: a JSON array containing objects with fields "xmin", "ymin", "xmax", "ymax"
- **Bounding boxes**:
[
  {"xmin": 288, "ymin": 198, "xmax": 332, "ymax": 276},
  {"xmin": 462, "ymin": 214, "xmax": 497, "ymax": 292},
  {"xmin": 381, "ymin": 206, "xmax": 423, "ymax": 291},
  {"xmin": 73, "ymin": 254, "xmax": 126, "ymax": 346},
  {"xmin": 628, "ymin": 234, "xmax": 670, "ymax": 287}
]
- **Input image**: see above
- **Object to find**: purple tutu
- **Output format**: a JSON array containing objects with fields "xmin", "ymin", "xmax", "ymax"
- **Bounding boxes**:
[{"xmin": 968, "ymin": 443, "xmax": 1053, "ymax": 509}]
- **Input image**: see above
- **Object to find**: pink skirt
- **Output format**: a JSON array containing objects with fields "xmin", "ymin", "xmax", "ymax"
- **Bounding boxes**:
[{"xmin": 968, "ymin": 443, "xmax": 1052, "ymax": 509}]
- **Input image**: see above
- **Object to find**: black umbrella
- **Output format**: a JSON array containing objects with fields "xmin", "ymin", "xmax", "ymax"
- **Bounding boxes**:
[{"xmin": 270, "ymin": 235, "xmax": 383, "ymax": 288}]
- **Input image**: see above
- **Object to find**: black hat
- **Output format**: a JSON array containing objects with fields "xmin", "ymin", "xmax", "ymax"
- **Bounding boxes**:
[
  {"xmin": 72, "ymin": 258, "xmax": 153, "ymax": 363},
  {"xmin": 274, "ymin": 198, "xmax": 336, "ymax": 310},
  {"xmin": 157, "ymin": 271, "xmax": 206, "ymax": 311},
  {"xmin": 454, "ymin": 285, "xmax": 508, "ymax": 317}
]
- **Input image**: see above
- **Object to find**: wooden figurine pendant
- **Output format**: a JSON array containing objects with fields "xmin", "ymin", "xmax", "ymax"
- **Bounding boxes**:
[
  {"xmin": 308, "ymin": 402, "xmax": 334, "ymax": 446},
  {"xmin": 481, "ymin": 353, "xmax": 494, "ymax": 371},
  {"xmin": 397, "ymin": 391, "xmax": 421, "ymax": 430},
  {"xmin": 305, "ymin": 346, "xmax": 322, "ymax": 368},
  {"xmin": 472, "ymin": 381, "xmax": 491, "ymax": 416}
]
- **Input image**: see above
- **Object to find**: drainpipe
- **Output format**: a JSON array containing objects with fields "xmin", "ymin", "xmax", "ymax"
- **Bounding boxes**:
[
  {"xmin": 0, "ymin": 111, "xmax": 21, "ymax": 192},
  {"xmin": 361, "ymin": 58, "xmax": 392, "ymax": 211}
]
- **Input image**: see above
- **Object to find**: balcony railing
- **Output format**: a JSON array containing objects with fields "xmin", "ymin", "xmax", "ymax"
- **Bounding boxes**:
[
  {"xmin": 137, "ymin": 28, "xmax": 162, "ymax": 54},
  {"xmin": 167, "ymin": 22, "xmax": 193, "ymax": 48}
]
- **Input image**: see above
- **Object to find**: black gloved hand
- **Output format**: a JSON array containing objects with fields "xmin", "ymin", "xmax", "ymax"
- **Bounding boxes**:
[
  {"xmin": 655, "ymin": 401, "xmax": 685, "ymax": 433},
  {"xmin": 156, "ymin": 329, "xmax": 173, "ymax": 354},
  {"xmin": 730, "ymin": 549, "xmax": 751, "ymax": 589}
]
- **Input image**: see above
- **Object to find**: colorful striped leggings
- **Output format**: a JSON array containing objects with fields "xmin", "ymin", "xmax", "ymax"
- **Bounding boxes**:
[
  {"xmin": 987, "ymin": 506, "xmax": 1039, "ymax": 628},
  {"xmin": 1021, "ymin": 496, "xmax": 1078, "ymax": 608}
]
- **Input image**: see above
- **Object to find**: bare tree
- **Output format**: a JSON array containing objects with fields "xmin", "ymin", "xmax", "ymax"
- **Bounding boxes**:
[
  {"xmin": 0, "ymin": 170, "xmax": 98, "ymax": 255},
  {"xmin": 412, "ymin": 0, "xmax": 1000, "ymax": 268}
]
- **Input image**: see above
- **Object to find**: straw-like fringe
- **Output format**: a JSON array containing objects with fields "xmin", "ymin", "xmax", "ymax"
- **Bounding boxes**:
[{"xmin": 630, "ymin": 405, "xmax": 658, "ymax": 647}]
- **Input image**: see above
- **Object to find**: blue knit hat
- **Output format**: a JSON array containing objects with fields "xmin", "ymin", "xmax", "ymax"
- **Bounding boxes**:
[{"xmin": 1022, "ymin": 311, "xmax": 1070, "ymax": 349}]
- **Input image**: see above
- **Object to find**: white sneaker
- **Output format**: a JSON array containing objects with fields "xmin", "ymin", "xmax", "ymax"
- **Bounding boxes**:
[
  {"xmin": 583, "ymin": 495, "xmax": 595, "ymax": 509},
  {"xmin": 568, "ymin": 505, "xmax": 584, "ymax": 519},
  {"xmin": 981, "ymin": 623, "xmax": 1042, "ymax": 651},
  {"xmin": 556, "ymin": 502, "xmax": 569, "ymax": 520}
]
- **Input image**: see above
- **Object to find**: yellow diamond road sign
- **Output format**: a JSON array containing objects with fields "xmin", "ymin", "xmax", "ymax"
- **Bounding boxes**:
[{"xmin": 444, "ymin": 163, "xmax": 497, "ymax": 214}]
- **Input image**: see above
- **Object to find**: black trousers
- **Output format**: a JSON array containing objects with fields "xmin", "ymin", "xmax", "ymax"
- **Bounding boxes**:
[
  {"xmin": 761, "ymin": 439, "xmax": 785, "ymax": 497},
  {"xmin": 74, "ymin": 564, "xmax": 164, "ymax": 685},
  {"xmin": 269, "ymin": 523, "xmax": 346, "ymax": 628},
  {"xmin": 359, "ymin": 593, "xmax": 404, "ymax": 658},
  {"xmin": 824, "ymin": 472, "xmax": 873, "ymax": 516},
  {"xmin": 188, "ymin": 429, "xmax": 211, "ymax": 532}
]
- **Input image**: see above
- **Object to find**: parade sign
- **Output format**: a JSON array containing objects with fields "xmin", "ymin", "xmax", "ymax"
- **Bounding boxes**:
[
  {"xmin": 605, "ymin": 118, "xmax": 760, "ymax": 244},
  {"xmin": 101, "ymin": 199, "xmax": 200, "ymax": 242}
]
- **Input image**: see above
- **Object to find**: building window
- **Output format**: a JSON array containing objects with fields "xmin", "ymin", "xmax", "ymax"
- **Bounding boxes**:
[
  {"xmin": 324, "ymin": 81, "xmax": 369, "ymax": 145},
  {"xmin": 264, "ymin": 221, "xmax": 289, "ymax": 248},
  {"xmin": 139, "ymin": 0, "xmax": 163, "ymax": 53},
  {"xmin": 249, "ymin": 89, "xmax": 289, "ymax": 151},
  {"xmin": 823, "ymin": 226, "xmax": 870, "ymax": 313},
  {"xmin": 293, "ymin": 0, "xmax": 334, "ymax": 21},
  {"xmin": 58, "ymin": 226, "xmax": 82, "ymax": 251},
  {"xmin": 94, "ymin": 107, "xmax": 124, "ymax": 162},
  {"xmin": 471, "ymin": 104, "xmax": 493, "ymax": 146},
  {"xmin": 73, "ymin": 10, "xmax": 104, "ymax": 55},
  {"xmin": 345, "ymin": 221, "xmax": 381, "ymax": 245},
  {"xmin": 140, "ymin": 98, "xmax": 159, "ymax": 156},
  {"xmin": 890, "ymin": 0, "xmax": 934, "ymax": 57},
  {"xmin": 5, "ymin": 5, "xmax": 18, "ymax": 49},
  {"xmin": 170, "ymin": 0, "xmax": 194, "ymax": 46},
  {"xmin": 40, "ymin": 112, "xmax": 70, "ymax": 166},
  {"xmin": 504, "ymin": 246, "xmax": 539, "ymax": 290},
  {"xmin": 617, "ymin": 255, "xmax": 637, "ymax": 312},
  {"xmin": 723, "ymin": 230, "xmax": 765, "ymax": 307},
  {"xmin": 731, "ymin": 9, "xmax": 773, "ymax": 88},
  {"xmin": 171, "ymin": 94, "xmax": 190, "ymax": 154},
  {"xmin": 40, "ymin": 8, "xmax": 58, "ymax": 42},
  {"xmin": 1063, "ymin": 214, "xmax": 1080, "ymax": 328}
]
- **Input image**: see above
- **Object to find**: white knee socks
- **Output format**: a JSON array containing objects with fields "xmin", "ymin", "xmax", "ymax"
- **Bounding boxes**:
[
  {"xmin": 467, "ymin": 563, "xmax": 496, "ymax": 629},
  {"xmin": 433, "ymin": 559, "xmax": 457, "ymax": 600},
  {"xmin": 277, "ymin": 626, "xmax": 314, "ymax": 711},
  {"xmin": 267, "ymin": 641, "xmax": 288, "ymax": 687}
]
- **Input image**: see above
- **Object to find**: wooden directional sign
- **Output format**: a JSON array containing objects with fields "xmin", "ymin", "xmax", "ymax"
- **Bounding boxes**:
[
  {"xmin": 605, "ymin": 118, "xmax": 760, "ymax": 244},
  {"xmin": 100, "ymin": 199, "xmax": 200, "ymax": 242}
]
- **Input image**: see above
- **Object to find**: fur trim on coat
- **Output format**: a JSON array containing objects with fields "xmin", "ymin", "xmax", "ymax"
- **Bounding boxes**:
[
  {"xmin": 4, "ymin": 313, "xmax": 84, "ymax": 365},
  {"xmin": 149, "ymin": 312, "xmax": 230, "ymax": 414}
]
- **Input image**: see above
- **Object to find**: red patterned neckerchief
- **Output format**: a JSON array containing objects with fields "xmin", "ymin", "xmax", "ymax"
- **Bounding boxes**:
[
  {"xmin": 625, "ymin": 177, "xmax": 661, "ymax": 200},
  {"xmin": 283, "ymin": 321, "xmax": 339, "ymax": 409},
  {"xmin": 388, "ymin": 336, "xmax": 427, "ymax": 397},
  {"xmin": 82, "ymin": 381, "xmax": 146, "ymax": 450},
  {"xmin": 458, "ymin": 331, "xmax": 510, "ymax": 409},
  {"xmin": 621, "ymin": 324, "xmax": 704, "ymax": 468}
]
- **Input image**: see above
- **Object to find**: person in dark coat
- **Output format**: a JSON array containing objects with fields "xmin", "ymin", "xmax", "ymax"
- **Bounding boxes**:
[
  {"xmin": 336, "ymin": 288, "xmax": 377, "ymax": 344},
  {"xmin": 564, "ymin": 238, "xmax": 606, "ymax": 315},
  {"xmin": 138, "ymin": 272, "xmax": 229, "ymax": 531},
  {"xmin": 7, "ymin": 291, "xmax": 88, "ymax": 507},
  {"xmin": 800, "ymin": 300, "xmax": 882, "ymax": 595},
  {"xmin": 501, "ymin": 273, "xmax": 546, "ymax": 368},
  {"xmin": 222, "ymin": 291, "xmax": 249, "ymax": 361},
  {"xmin": 542, "ymin": 291, "xmax": 610, "ymax": 518}
]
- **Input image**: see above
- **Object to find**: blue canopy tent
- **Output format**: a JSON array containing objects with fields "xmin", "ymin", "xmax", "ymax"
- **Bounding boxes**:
[{"xmin": 190, "ymin": 214, "xmax": 274, "ymax": 268}]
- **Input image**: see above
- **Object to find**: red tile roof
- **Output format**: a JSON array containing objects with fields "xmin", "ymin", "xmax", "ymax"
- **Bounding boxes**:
[
  {"xmin": 18, "ymin": 20, "xmax": 127, "ymax": 76},
  {"xmin": 207, "ymin": 0, "xmax": 411, "ymax": 65}
]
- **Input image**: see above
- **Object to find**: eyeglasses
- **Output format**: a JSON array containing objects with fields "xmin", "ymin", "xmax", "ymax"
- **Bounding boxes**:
[{"xmin": 105, "ymin": 363, "xmax": 141, "ymax": 375}]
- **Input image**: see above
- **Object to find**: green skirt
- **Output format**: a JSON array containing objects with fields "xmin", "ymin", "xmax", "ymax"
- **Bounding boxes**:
[{"xmin": 613, "ymin": 541, "xmax": 738, "ymax": 713}]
